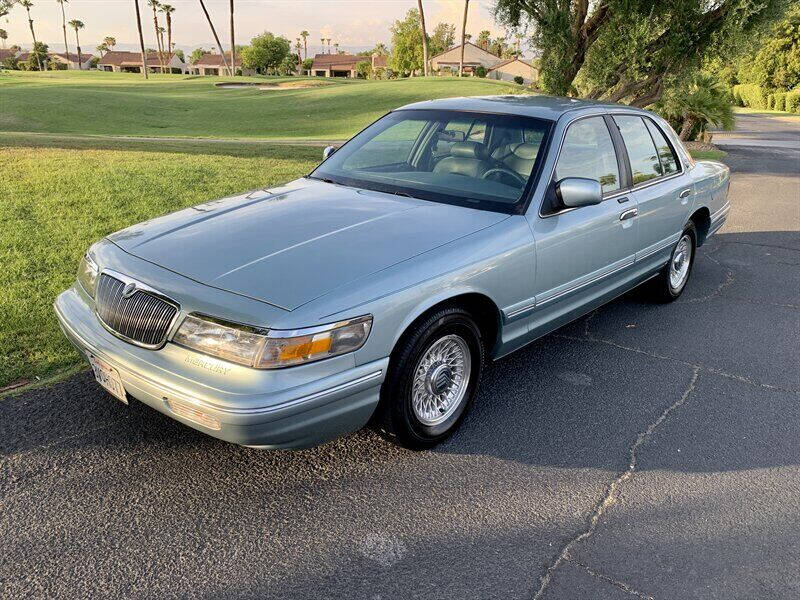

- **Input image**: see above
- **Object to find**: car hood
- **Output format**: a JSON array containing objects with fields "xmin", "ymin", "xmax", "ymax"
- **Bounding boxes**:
[{"xmin": 108, "ymin": 178, "xmax": 508, "ymax": 310}]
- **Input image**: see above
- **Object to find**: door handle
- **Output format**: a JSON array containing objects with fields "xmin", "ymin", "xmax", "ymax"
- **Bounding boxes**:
[
  {"xmin": 619, "ymin": 208, "xmax": 638, "ymax": 221},
  {"xmin": 679, "ymin": 188, "xmax": 692, "ymax": 198}
]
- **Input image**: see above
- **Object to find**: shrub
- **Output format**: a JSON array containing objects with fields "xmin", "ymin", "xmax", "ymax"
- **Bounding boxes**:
[
  {"xmin": 513, "ymin": 75, "xmax": 524, "ymax": 85},
  {"xmin": 766, "ymin": 94, "xmax": 775, "ymax": 109},
  {"xmin": 475, "ymin": 65, "xmax": 487, "ymax": 78},
  {"xmin": 774, "ymin": 92, "xmax": 787, "ymax": 111},
  {"xmin": 732, "ymin": 84, "xmax": 766, "ymax": 109},
  {"xmin": 786, "ymin": 90, "xmax": 800, "ymax": 113}
]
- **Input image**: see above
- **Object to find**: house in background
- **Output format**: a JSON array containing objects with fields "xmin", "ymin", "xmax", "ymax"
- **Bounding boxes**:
[
  {"xmin": 487, "ymin": 58, "xmax": 539, "ymax": 85},
  {"xmin": 430, "ymin": 42, "xmax": 504, "ymax": 75},
  {"xmin": 97, "ymin": 50, "xmax": 186, "ymax": 74},
  {"xmin": 0, "ymin": 48, "xmax": 22, "ymax": 64},
  {"xmin": 310, "ymin": 53, "xmax": 387, "ymax": 78},
  {"xmin": 49, "ymin": 52, "xmax": 94, "ymax": 70},
  {"xmin": 190, "ymin": 53, "xmax": 255, "ymax": 76}
]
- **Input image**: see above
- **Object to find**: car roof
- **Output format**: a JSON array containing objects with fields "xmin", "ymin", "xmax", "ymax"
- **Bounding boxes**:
[{"xmin": 396, "ymin": 95, "xmax": 646, "ymax": 121}]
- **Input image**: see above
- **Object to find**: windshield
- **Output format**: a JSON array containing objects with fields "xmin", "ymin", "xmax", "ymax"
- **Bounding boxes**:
[{"xmin": 310, "ymin": 109, "xmax": 553, "ymax": 213}]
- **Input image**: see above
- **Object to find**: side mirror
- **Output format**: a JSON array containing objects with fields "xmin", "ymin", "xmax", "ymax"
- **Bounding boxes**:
[
  {"xmin": 556, "ymin": 177, "xmax": 603, "ymax": 208},
  {"xmin": 322, "ymin": 145, "xmax": 337, "ymax": 160}
]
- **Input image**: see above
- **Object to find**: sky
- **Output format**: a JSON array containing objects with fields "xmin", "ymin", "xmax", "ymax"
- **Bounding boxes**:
[{"xmin": 1, "ymin": 0, "xmax": 514, "ymax": 55}]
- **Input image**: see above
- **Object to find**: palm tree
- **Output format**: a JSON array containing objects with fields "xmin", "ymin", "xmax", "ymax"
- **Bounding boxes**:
[
  {"xmin": 325, "ymin": 38, "xmax": 331, "ymax": 54},
  {"xmin": 476, "ymin": 30, "xmax": 490, "ymax": 50},
  {"xmin": 459, "ymin": 0, "xmax": 469, "ymax": 77},
  {"xmin": 295, "ymin": 38, "xmax": 301, "ymax": 74},
  {"xmin": 56, "ymin": 0, "xmax": 71, "ymax": 66},
  {"xmin": 133, "ymin": 0, "xmax": 148, "ymax": 78},
  {"xmin": 158, "ymin": 26, "xmax": 167, "ymax": 65},
  {"xmin": 159, "ymin": 5, "xmax": 174, "ymax": 72},
  {"xmin": 197, "ymin": 0, "xmax": 230, "ymax": 75},
  {"xmin": 20, "ymin": 1, "xmax": 43, "ymax": 71},
  {"xmin": 104, "ymin": 36, "xmax": 116, "ymax": 52},
  {"xmin": 320, "ymin": 38, "xmax": 324, "ymax": 55},
  {"xmin": 68, "ymin": 19, "xmax": 83, "ymax": 69},
  {"xmin": 417, "ymin": 1, "xmax": 428, "ymax": 76},
  {"xmin": 300, "ymin": 30, "xmax": 309, "ymax": 59},
  {"xmin": 147, "ymin": 0, "xmax": 166, "ymax": 73},
  {"xmin": 96, "ymin": 43, "xmax": 108, "ymax": 57},
  {"xmin": 0, "ymin": 29, "xmax": 7, "ymax": 50},
  {"xmin": 228, "ymin": 0, "xmax": 235, "ymax": 76}
]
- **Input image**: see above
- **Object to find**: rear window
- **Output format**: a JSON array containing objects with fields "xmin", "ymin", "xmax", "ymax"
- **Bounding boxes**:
[{"xmin": 614, "ymin": 115, "xmax": 662, "ymax": 185}]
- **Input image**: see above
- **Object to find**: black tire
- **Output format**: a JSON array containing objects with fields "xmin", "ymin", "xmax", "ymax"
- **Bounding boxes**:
[
  {"xmin": 651, "ymin": 221, "xmax": 697, "ymax": 302},
  {"xmin": 378, "ymin": 307, "xmax": 484, "ymax": 450}
]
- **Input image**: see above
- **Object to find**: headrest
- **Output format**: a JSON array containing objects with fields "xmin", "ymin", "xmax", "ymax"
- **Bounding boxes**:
[
  {"xmin": 511, "ymin": 142, "xmax": 540, "ymax": 160},
  {"xmin": 450, "ymin": 141, "xmax": 488, "ymax": 160}
]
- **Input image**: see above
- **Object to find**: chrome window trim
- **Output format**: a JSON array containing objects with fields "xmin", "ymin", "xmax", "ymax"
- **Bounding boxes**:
[
  {"xmin": 611, "ymin": 115, "xmax": 685, "ymax": 189},
  {"xmin": 95, "ymin": 269, "xmax": 181, "ymax": 350}
]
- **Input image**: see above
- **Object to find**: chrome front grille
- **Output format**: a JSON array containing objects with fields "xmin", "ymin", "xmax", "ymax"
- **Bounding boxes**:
[{"xmin": 95, "ymin": 273, "xmax": 178, "ymax": 348}]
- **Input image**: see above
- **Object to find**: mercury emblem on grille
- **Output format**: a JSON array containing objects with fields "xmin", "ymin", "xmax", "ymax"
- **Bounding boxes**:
[{"xmin": 121, "ymin": 282, "xmax": 137, "ymax": 299}]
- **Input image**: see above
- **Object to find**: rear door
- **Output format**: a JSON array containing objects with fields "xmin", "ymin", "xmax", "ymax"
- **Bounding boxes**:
[
  {"xmin": 611, "ymin": 115, "xmax": 693, "ymax": 264},
  {"xmin": 527, "ymin": 115, "xmax": 639, "ymax": 333}
]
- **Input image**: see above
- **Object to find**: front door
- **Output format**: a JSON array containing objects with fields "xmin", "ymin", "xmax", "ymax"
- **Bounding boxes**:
[{"xmin": 528, "ymin": 115, "xmax": 639, "ymax": 336}]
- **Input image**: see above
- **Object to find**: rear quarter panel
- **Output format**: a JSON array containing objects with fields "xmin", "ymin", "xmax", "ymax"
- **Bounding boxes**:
[{"xmin": 689, "ymin": 160, "xmax": 731, "ymax": 237}]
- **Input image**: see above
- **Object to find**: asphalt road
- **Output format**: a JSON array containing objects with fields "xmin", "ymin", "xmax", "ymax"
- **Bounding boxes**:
[{"xmin": 2, "ymin": 113, "xmax": 799, "ymax": 600}]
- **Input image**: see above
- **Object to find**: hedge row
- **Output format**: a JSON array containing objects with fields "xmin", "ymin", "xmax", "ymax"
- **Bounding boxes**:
[{"xmin": 733, "ymin": 84, "xmax": 800, "ymax": 113}]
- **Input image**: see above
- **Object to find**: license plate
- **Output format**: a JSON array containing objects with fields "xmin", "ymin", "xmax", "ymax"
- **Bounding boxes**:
[{"xmin": 87, "ymin": 353, "xmax": 128, "ymax": 404}]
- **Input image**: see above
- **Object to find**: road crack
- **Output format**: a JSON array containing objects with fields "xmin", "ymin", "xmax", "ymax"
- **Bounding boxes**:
[
  {"xmin": 532, "ymin": 367, "xmax": 700, "ymax": 599},
  {"xmin": 568, "ymin": 559, "xmax": 655, "ymax": 599}
]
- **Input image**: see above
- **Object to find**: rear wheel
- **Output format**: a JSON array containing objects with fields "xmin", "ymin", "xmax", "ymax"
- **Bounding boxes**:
[
  {"xmin": 651, "ymin": 222, "xmax": 696, "ymax": 302},
  {"xmin": 378, "ymin": 307, "xmax": 484, "ymax": 449}
]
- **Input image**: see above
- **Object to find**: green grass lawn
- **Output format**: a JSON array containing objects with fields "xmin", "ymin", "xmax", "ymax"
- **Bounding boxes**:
[
  {"xmin": 0, "ymin": 70, "xmax": 520, "ymax": 140},
  {"xmin": 690, "ymin": 149, "xmax": 728, "ymax": 161},
  {"xmin": 0, "ymin": 133, "xmax": 320, "ymax": 390}
]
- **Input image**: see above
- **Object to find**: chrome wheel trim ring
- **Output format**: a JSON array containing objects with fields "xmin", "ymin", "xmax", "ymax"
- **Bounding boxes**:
[
  {"xmin": 669, "ymin": 234, "xmax": 692, "ymax": 292},
  {"xmin": 411, "ymin": 334, "xmax": 472, "ymax": 426}
]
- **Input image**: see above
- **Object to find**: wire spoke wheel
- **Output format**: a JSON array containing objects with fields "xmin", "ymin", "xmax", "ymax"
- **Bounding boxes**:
[
  {"xmin": 411, "ymin": 334, "xmax": 472, "ymax": 426},
  {"xmin": 669, "ymin": 234, "xmax": 693, "ymax": 292}
]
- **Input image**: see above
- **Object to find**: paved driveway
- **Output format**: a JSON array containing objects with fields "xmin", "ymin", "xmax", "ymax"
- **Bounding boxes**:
[{"xmin": 2, "ymin": 113, "xmax": 799, "ymax": 600}]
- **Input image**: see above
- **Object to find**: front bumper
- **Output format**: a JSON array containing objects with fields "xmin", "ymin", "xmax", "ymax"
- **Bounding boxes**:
[{"xmin": 54, "ymin": 285, "xmax": 388, "ymax": 449}]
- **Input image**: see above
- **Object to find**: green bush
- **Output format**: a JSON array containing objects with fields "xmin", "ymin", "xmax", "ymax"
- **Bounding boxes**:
[
  {"xmin": 513, "ymin": 75, "xmax": 524, "ymax": 85},
  {"xmin": 732, "ymin": 84, "xmax": 766, "ymax": 109},
  {"xmin": 786, "ymin": 90, "xmax": 800, "ymax": 113},
  {"xmin": 475, "ymin": 65, "xmax": 487, "ymax": 78},
  {"xmin": 766, "ymin": 94, "xmax": 775, "ymax": 109},
  {"xmin": 774, "ymin": 92, "xmax": 787, "ymax": 111}
]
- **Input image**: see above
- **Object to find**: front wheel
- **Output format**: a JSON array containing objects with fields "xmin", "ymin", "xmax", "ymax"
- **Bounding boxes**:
[
  {"xmin": 651, "ymin": 222, "xmax": 697, "ymax": 302},
  {"xmin": 378, "ymin": 307, "xmax": 484, "ymax": 449}
]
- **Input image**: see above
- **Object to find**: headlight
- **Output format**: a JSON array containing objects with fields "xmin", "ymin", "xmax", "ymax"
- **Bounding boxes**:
[
  {"xmin": 172, "ymin": 314, "xmax": 372, "ymax": 369},
  {"xmin": 77, "ymin": 253, "xmax": 99, "ymax": 298}
]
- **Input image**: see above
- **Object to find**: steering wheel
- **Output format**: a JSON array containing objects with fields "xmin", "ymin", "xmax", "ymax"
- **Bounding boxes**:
[{"xmin": 482, "ymin": 167, "xmax": 527, "ymax": 188}]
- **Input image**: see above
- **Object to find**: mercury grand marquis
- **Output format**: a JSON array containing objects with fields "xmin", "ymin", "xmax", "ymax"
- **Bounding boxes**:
[{"xmin": 55, "ymin": 95, "xmax": 730, "ymax": 449}]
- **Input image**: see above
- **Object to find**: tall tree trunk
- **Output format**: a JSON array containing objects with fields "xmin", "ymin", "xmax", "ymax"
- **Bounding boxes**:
[
  {"xmin": 303, "ymin": 37, "xmax": 307, "ymax": 60},
  {"xmin": 229, "ymin": 0, "xmax": 235, "ymax": 76},
  {"xmin": 151, "ymin": 5, "xmax": 165, "ymax": 73},
  {"xmin": 198, "ymin": 0, "xmax": 230, "ymax": 76},
  {"xmin": 25, "ymin": 7, "xmax": 43, "ymax": 71},
  {"xmin": 417, "ymin": 0, "xmax": 428, "ymax": 76},
  {"xmin": 166, "ymin": 14, "xmax": 172, "ymax": 72},
  {"xmin": 60, "ymin": 2, "xmax": 70, "ymax": 68},
  {"xmin": 74, "ymin": 30, "xmax": 82, "ymax": 70},
  {"xmin": 459, "ymin": 0, "xmax": 469, "ymax": 76},
  {"xmin": 134, "ymin": 0, "xmax": 148, "ymax": 79}
]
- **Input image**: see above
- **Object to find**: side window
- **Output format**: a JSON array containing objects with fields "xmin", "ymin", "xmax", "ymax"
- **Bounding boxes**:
[
  {"xmin": 614, "ymin": 115, "xmax": 661, "ymax": 184},
  {"xmin": 555, "ymin": 117, "xmax": 620, "ymax": 194},
  {"xmin": 644, "ymin": 118, "xmax": 679, "ymax": 175}
]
